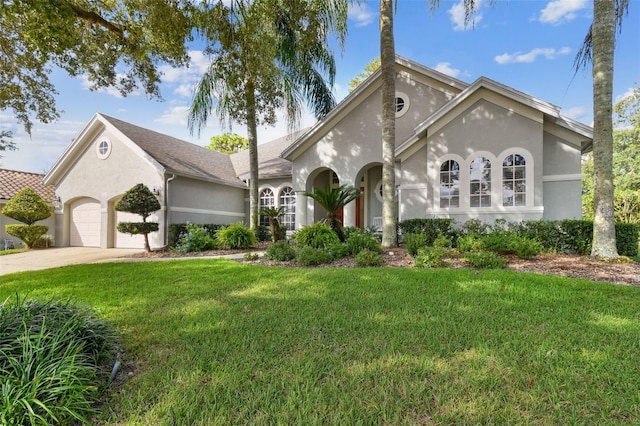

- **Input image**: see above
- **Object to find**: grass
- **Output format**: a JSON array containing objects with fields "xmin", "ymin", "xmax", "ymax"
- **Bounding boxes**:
[
  {"xmin": 1, "ymin": 260, "xmax": 640, "ymax": 424},
  {"xmin": 0, "ymin": 247, "xmax": 28, "ymax": 256}
]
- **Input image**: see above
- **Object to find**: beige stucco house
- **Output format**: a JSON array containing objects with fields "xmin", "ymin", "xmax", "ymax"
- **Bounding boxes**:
[{"xmin": 43, "ymin": 56, "xmax": 592, "ymax": 249}]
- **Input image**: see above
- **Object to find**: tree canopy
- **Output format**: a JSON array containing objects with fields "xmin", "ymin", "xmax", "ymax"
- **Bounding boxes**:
[
  {"xmin": 348, "ymin": 57, "xmax": 380, "ymax": 93},
  {"xmin": 115, "ymin": 183, "xmax": 161, "ymax": 252},
  {"xmin": 2, "ymin": 187, "xmax": 52, "ymax": 225},
  {"xmin": 0, "ymin": 0, "xmax": 193, "ymax": 134},
  {"xmin": 206, "ymin": 133, "xmax": 248, "ymax": 154}
]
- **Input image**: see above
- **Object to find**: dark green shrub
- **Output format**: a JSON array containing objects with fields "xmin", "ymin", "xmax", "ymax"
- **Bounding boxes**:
[
  {"xmin": 296, "ymin": 246, "xmax": 333, "ymax": 266},
  {"xmin": 342, "ymin": 226, "xmax": 359, "ymax": 240},
  {"xmin": 354, "ymin": 249, "xmax": 383, "ymax": 267},
  {"xmin": 0, "ymin": 296, "xmax": 118, "ymax": 425},
  {"xmin": 115, "ymin": 184, "xmax": 161, "ymax": 252},
  {"xmin": 216, "ymin": 222, "xmax": 256, "ymax": 249},
  {"xmin": 456, "ymin": 234, "xmax": 484, "ymax": 253},
  {"xmin": 5, "ymin": 224, "xmax": 49, "ymax": 248},
  {"xmin": 243, "ymin": 252, "xmax": 260, "ymax": 261},
  {"xmin": 398, "ymin": 218, "xmax": 454, "ymax": 245},
  {"xmin": 460, "ymin": 218, "xmax": 490, "ymax": 236},
  {"xmin": 117, "ymin": 222, "xmax": 159, "ymax": 235},
  {"xmin": 433, "ymin": 233, "xmax": 453, "ymax": 248},
  {"xmin": 327, "ymin": 242, "xmax": 351, "ymax": 259},
  {"xmin": 264, "ymin": 241, "xmax": 297, "ymax": 261},
  {"xmin": 345, "ymin": 230, "xmax": 382, "ymax": 256},
  {"xmin": 403, "ymin": 233, "xmax": 427, "ymax": 256},
  {"xmin": 414, "ymin": 247, "xmax": 448, "ymax": 268},
  {"xmin": 463, "ymin": 251, "xmax": 507, "ymax": 269},
  {"xmin": 175, "ymin": 223, "xmax": 218, "ymax": 253},
  {"xmin": 168, "ymin": 224, "xmax": 222, "ymax": 248},
  {"xmin": 294, "ymin": 222, "xmax": 340, "ymax": 249},
  {"xmin": 511, "ymin": 237, "xmax": 543, "ymax": 260},
  {"xmin": 616, "ymin": 223, "xmax": 640, "ymax": 256}
]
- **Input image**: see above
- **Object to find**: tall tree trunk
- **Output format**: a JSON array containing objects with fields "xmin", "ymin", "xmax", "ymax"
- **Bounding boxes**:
[
  {"xmin": 590, "ymin": 0, "xmax": 618, "ymax": 259},
  {"xmin": 246, "ymin": 79, "xmax": 259, "ymax": 231},
  {"xmin": 380, "ymin": 0, "xmax": 397, "ymax": 248}
]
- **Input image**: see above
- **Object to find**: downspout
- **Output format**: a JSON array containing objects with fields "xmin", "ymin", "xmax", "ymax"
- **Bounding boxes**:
[{"xmin": 164, "ymin": 174, "xmax": 176, "ymax": 247}]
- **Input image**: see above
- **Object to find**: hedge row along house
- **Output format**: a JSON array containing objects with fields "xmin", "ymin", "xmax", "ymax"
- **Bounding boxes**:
[{"xmin": 38, "ymin": 56, "xmax": 592, "ymax": 250}]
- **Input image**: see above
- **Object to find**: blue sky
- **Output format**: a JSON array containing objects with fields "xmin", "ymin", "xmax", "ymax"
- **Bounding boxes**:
[{"xmin": 3, "ymin": 0, "xmax": 639, "ymax": 174}]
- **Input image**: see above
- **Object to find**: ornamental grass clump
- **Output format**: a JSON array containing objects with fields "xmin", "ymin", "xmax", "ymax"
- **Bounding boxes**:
[
  {"xmin": 216, "ymin": 222, "xmax": 256, "ymax": 249},
  {"xmin": 0, "ymin": 296, "xmax": 119, "ymax": 426},
  {"xmin": 294, "ymin": 222, "xmax": 340, "ymax": 249}
]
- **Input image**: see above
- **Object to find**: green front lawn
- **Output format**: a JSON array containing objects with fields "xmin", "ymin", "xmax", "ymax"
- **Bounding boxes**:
[{"xmin": 2, "ymin": 260, "xmax": 639, "ymax": 424}]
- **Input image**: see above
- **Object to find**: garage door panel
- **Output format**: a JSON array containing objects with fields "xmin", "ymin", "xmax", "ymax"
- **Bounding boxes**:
[{"xmin": 70, "ymin": 199, "xmax": 101, "ymax": 247}]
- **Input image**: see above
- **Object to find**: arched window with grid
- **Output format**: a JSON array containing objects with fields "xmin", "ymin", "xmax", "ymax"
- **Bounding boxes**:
[
  {"xmin": 470, "ymin": 157, "xmax": 492, "ymax": 207},
  {"xmin": 502, "ymin": 154, "xmax": 526, "ymax": 206},
  {"xmin": 279, "ymin": 187, "xmax": 296, "ymax": 231},
  {"xmin": 440, "ymin": 160, "xmax": 460, "ymax": 208},
  {"xmin": 259, "ymin": 188, "xmax": 275, "ymax": 226}
]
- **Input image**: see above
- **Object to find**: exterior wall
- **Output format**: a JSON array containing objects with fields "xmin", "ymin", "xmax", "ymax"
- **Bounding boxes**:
[
  {"xmin": 0, "ymin": 202, "xmax": 56, "ymax": 249},
  {"xmin": 542, "ymin": 131, "xmax": 583, "ymax": 220},
  {"xmin": 168, "ymin": 176, "xmax": 245, "ymax": 225},
  {"xmin": 403, "ymin": 98, "xmax": 546, "ymax": 223},
  {"xmin": 54, "ymin": 128, "xmax": 165, "ymax": 248}
]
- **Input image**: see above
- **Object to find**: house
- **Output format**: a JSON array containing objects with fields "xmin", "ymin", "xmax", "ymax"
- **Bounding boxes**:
[
  {"xmin": 44, "ymin": 56, "xmax": 592, "ymax": 249},
  {"xmin": 0, "ymin": 169, "xmax": 56, "ymax": 248}
]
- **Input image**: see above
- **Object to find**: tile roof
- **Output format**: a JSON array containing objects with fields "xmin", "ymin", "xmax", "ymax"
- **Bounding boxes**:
[
  {"xmin": 230, "ymin": 129, "xmax": 307, "ymax": 180},
  {"xmin": 0, "ymin": 169, "xmax": 55, "ymax": 202},
  {"xmin": 101, "ymin": 114, "xmax": 245, "ymax": 187}
]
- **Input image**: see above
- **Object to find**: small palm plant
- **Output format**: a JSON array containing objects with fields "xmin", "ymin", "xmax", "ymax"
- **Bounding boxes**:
[
  {"xmin": 305, "ymin": 184, "xmax": 360, "ymax": 242},
  {"xmin": 259, "ymin": 206, "xmax": 286, "ymax": 242}
]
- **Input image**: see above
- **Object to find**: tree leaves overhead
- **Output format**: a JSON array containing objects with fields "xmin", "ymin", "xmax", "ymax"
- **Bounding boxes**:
[{"xmin": 0, "ymin": 0, "xmax": 194, "ymax": 133}]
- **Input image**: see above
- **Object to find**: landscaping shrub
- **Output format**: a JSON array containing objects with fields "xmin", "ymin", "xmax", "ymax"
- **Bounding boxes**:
[
  {"xmin": 480, "ymin": 232, "xmax": 543, "ymax": 260},
  {"xmin": 296, "ymin": 246, "xmax": 333, "ymax": 266},
  {"xmin": 294, "ymin": 222, "xmax": 340, "ymax": 249},
  {"xmin": 398, "ymin": 218, "xmax": 454, "ymax": 245},
  {"xmin": 0, "ymin": 296, "xmax": 118, "ymax": 425},
  {"xmin": 615, "ymin": 223, "xmax": 640, "ymax": 257},
  {"xmin": 345, "ymin": 230, "xmax": 382, "ymax": 256},
  {"xmin": 256, "ymin": 225, "xmax": 286, "ymax": 243},
  {"xmin": 456, "ymin": 234, "xmax": 484, "ymax": 253},
  {"xmin": 175, "ymin": 223, "xmax": 218, "ymax": 253},
  {"xmin": 264, "ymin": 241, "xmax": 297, "ymax": 261},
  {"xmin": 432, "ymin": 233, "xmax": 453, "ymax": 249},
  {"xmin": 463, "ymin": 251, "xmax": 507, "ymax": 269},
  {"xmin": 31, "ymin": 234, "xmax": 54, "ymax": 248},
  {"xmin": 216, "ymin": 222, "xmax": 256, "ymax": 249},
  {"xmin": 414, "ymin": 247, "xmax": 448, "ymax": 268},
  {"xmin": 354, "ymin": 249, "xmax": 383, "ymax": 267},
  {"xmin": 459, "ymin": 218, "xmax": 490, "ymax": 237},
  {"xmin": 5, "ymin": 224, "xmax": 49, "ymax": 249},
  {"xmin": 327, "ymin": 243, "xmax": 351, "ymax": 260},
  {"xmin": 403, "ymin": 233, "xmax": 427, "ymax": 256},
  {"xmin": 169, "ymin": 224, "xmax": 221, "ymax": 248}
]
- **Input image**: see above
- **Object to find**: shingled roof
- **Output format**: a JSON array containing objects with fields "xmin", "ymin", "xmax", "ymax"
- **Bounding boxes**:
[
  {"xmin": 101, "ymin": 114, "xmax": 245, "ymax": 187},
  {"xmin": 0, "ymin": 169, "xmax": 55, "ymax": 203},
  {"xmin": 230, "ymin": 129, "xmax": 307, "ymax": 180}
]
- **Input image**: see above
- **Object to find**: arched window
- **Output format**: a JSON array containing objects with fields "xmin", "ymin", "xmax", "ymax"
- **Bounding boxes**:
[
  {"xmin": 503, "ymin": 154, "xmax": 526, "ymax": 206},
  {"xmin": 470, "ymin": 157, "xmax": 491, "ymax": 207},
  {"xmin": 259, "ymin": 188, "xmax": 275, "ymax": 226},
  {"xmin": 279, "ymin": 187, "xmax": 296, "ymax": 231},
  {"xmin": 440, "ymin": 160, "xmax": 460, "ymax": 208}
]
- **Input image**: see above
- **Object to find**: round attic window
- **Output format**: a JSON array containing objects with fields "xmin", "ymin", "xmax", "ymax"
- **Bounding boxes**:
[
  {"xmin": 395, "ymin": 92, "xmax": 410, "ymax": 118},
  {"xmin": 96, "ymin": 139, "xmax": 112, "ymax": 159}
]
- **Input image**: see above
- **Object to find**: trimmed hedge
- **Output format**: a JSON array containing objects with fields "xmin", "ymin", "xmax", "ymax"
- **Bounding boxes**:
[{"xmin": 398, "ymin": 218, "xmax": 455, "ymax": 245}]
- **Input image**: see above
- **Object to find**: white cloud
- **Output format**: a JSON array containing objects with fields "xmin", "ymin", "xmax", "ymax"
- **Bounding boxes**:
[
  {"xmin": 434, "ymin": 62, "xmax": 462, "ymax": 78},
  {"xmin": 448, "ymin": 0, "xmax": 483, "ymax": 31},
  {"xmin": 154, "ymin": 106, "xmax": 190, "ymax": 126},
  {"xmin": 615, "ymin": 87, "xmax": 635, "ymax": 103},
  {"xmin": 348, "ymin": 3, "xmax": 375, "ymax": 27},
  {"xmin": 174, "ymin": 84, "xmax": 195, "ymax": 98},
  {"xmin": 562, "ymin": 106, "xmax": 587, "ymax": 120},
  {"xmin": 539, "ymin": 0, "xmax": 589, "ymax": 25},
  {"xmin": 494, "ymin": 47, "xmax": 571, "ymax": 64}
]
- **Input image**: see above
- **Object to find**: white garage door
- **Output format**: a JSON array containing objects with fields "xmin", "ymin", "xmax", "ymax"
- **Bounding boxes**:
[
  {"xmin": 114, "ymin": 211, "xmax": 145, "ymax": 249},
  {"xmin": 70, "ymin": 199, "xmax": 101, "ymax": 247}
]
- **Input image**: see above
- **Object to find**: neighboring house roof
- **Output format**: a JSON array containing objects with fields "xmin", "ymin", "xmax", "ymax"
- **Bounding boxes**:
[
  {"xmin": 230, "ymin": 128, "xmax": 308, "ymax": 180},
  {"xmin": 0, "ymin": 169, "xmax": 54, "ymax": 203},
  {"xmin": 101, "ymin": 114, "xmax": 244, "ymax": 187}
]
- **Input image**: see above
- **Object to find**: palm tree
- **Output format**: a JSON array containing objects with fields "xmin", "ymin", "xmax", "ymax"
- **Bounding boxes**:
[
  {"xmin": 305, "ymin": 184, "xmax": 360, "ymax": 242},
  {"xmin": 188, "ymin": 0, "xmax": 347, "ymax": 231},
  {"xmin": 259, "ymin": 206, "xmax": 286, "ymax": 242},
  {"xmin": 575, "ymin": 0, "xmax": 629, "ymax": 259}
]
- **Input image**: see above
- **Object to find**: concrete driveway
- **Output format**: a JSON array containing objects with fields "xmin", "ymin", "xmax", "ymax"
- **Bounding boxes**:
[{"xmin": 0, "ymin": 247, "xmax": 144, "ymax": 276}]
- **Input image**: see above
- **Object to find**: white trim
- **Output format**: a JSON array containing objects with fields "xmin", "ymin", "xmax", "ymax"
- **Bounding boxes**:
[
  {"xmin": 96, "ymin": 138, "xmax": 112, "ymax": 159},
  {"xmin": 398, "ymin": 184, "xmax": 430, "ymax": 190},
  {"xmin": 169, "ymin": 206, "xmax": 245, "ymax": 218},
  {"xmin": 543, "ymin": 174, "xmax": 582, "ymax": 182},
  {"xmin": 497, "ymin": 147, "xmax": 534, "ymax": 208}
]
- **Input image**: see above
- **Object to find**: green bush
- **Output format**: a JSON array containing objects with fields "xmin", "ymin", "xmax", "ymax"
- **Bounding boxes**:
[
  {"xmin": 168, "ymin": 224, "xmax": 222, "ymax": 248},
  {"xmin": 354, "ymin": 249, "xmax": 383, "ymax": 267},
  {"xmin": 512, "ymin": 237, "xmax": 544, "ymax": 260},
  {"xmin": 175, "ymin": 223, "xmax": 218, "ymax": 253},
  {"xmin": 117, "ymin": 222, "xmax": 159, "ymax": 235},
  {"xmin": 294, "ymin": 222, "xmax": 340, "ymax": 249},
  {"xmin": 264, "ymin": 241, "xmax": 297, "ymax": 261},
  {"xmin": 480, "ymin": 232, "xmax": 543, "ymax": 260},
  {"xmin": 403, "ymin": 233, "xmax": 427, "ymax": 256},
  {"xmin": 216, "ymin": 222, "xmax": 256, "ymax": 250},
  {"xmin": 0, "ymin": 296, "xmax": 118, "ymax": 425},
  {"xmin": 327, "ymin": 242, "xmax": 351, "ymax": 260},
  {"xmin": 2, "ymin": 187, "xmax": 52, "ymax": 225},
  {"xmin": 463, "ymin": 251, "xmax": 507, "ymax": 269},
  {"xmin": 398, "ymin": 218, "xmax": 454, "ymax": 245},
  {"xmin": 31, "ymin": 234, "xmax": 54, "ymax": 248},
  {"xmin": 5, "ymin": 224, "xmax": 49, "ymax": 248},
  {"xmin": 616, "ymin": 223, "xmax": 640, "ymax": 257},
  {"xmin": 414, "ymin": 247, "xmax": 448, "ymax": 268},
  {"xmin": 459, "ymin": 218, "xmax": 491, "ymax": 236},
  {"xmin": 433, "ymin": 233, "xmax": 453, "ymax": 248},
  {"xmin": 296, "ymin": 246, "xmax": 333, "ymax": 266},
  {"xmin": 456, "ymin": 234, "xmax": 484, "ymax": 253},
  {"xmin": 345, "ymin": 230, "xmax": 382, "ymax": 256}
]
